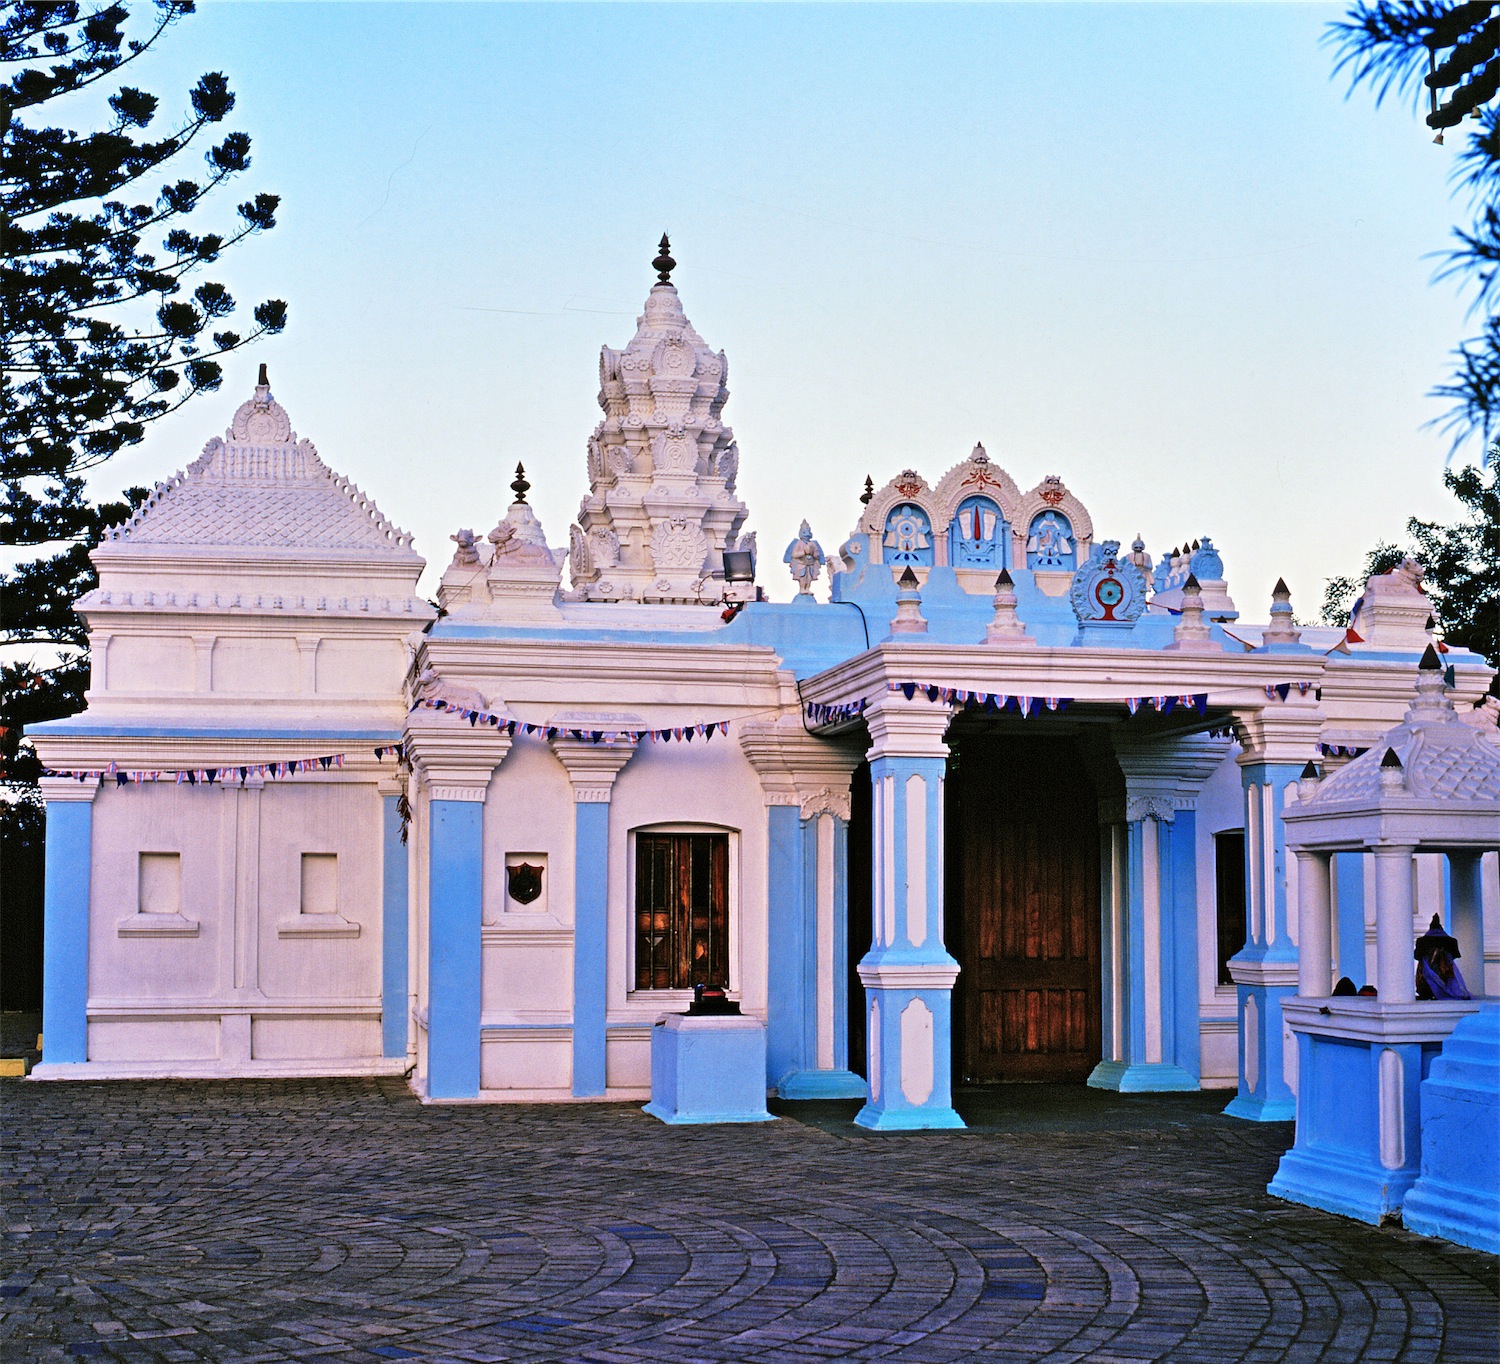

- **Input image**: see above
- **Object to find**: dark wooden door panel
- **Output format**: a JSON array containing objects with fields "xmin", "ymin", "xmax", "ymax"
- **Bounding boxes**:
[{"xmin": 953, "ymin": 737, "xmax": 1102, "ymax": 1083}]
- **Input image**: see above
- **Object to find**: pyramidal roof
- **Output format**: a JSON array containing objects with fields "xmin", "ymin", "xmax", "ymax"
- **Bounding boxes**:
[
  {"xmin": 1295, "ymin": 657, "xmax": 1500, "ymax": 812},
  {"xmin": 100, "ymin": 374, "xmax": 419, "ymax": 559}
]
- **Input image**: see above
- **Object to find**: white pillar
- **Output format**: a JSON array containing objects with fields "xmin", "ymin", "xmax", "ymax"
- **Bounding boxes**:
[
  {"xmin": 1295, "ymin": 851, "xmax": 1333, "ymax": 998},
  {"xmin": 1449, "ymin": 852, "xmax": 1485, "ymax": 997},
  {"xmin": 1374, "ymin": 845, "xmax": 1417, "ymax": 1004}
]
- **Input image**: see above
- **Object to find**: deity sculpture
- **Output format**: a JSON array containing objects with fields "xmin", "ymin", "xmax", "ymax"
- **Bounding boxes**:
[
  {"xmin": 1027, "ymin": 511, "xmax": 1074, "ymax": 568},
  {"xmin": 784, "ymin": 519, "xmax": 826, "ymax": 595}
]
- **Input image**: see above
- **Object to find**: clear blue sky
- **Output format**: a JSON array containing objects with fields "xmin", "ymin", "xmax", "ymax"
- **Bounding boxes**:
[{"xmin": 96, "ymin": 1, "xmax": 1480, "ymax": 615}]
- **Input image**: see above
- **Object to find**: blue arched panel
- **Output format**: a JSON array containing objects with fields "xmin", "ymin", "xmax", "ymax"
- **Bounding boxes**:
[
  {"xmin": 884, "ymin": 503, "xmax": 934, "ymax": 566},
  {"xmin": 949, "ymin": 496, "xmax": 1008, "ymax": 569},
  {"xmin": 1025, "ymin": 511, "xmax": 1075, "ymax": 570}
]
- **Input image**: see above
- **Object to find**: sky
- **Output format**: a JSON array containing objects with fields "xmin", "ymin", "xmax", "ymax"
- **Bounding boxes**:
[{"xmin": 72, "ymin": 1, "xmax": 1485, "ymax": 615}]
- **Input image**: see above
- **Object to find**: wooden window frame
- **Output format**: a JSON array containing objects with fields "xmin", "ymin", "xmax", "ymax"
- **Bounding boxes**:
[{"xmin": 627, "ymin": 824, "xmax": 737, "ymax": 997}]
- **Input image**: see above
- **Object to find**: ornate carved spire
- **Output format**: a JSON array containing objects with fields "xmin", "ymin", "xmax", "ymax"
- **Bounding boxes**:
[
  {"xmin": 567, "ymin": 259, "xmax": 749, "ymax": 604},
  {"xmin": 511, "ymin": 462, "xmax": 530, "ymax": 504}
]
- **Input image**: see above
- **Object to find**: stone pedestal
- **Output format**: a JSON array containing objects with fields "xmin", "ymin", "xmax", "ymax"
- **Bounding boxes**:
[
  {"xmin": 643, "ymin": 1014, "xmax": 776, "ymax": 1125},
  {"xmin": 1402, "ymin": 1003, "xmax": 1500, "ymax": 1253},
  {"xmin": 1270, "ymin": 998, "xmax": 1479, "ymax": 1225}
]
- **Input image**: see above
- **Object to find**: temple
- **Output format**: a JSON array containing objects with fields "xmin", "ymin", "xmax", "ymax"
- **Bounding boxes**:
[{"xmin": 30, "ymin": 247, "xmax": 1499, "ymax": 1169}]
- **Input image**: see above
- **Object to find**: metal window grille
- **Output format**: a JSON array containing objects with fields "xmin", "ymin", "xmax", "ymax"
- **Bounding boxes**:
[{"xmin": 634, "ymin": 833, "xmax": 729, "ymax": 990}]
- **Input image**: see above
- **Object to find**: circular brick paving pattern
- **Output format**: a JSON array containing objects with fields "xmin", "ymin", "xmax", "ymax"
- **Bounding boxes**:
[{"xmin": 1, "ymin": 1080, "xmax": 1495, "ymax": 1361}]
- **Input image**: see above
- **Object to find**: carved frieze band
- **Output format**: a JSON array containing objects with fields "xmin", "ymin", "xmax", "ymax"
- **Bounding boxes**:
[{"xmin": 428, "ymin": 785, "xmax": 489, "ymax": 804}]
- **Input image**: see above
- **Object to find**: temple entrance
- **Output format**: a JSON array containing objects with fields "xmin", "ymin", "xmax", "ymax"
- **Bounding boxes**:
[{"xmin": 949, "ymin": 734, "xmax": 1102, "ymax": 1082}]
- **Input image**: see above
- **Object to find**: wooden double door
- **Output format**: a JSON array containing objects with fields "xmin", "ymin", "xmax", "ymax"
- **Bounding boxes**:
[{"xmin": 950, "ymin": 736, "xmax": 1102, "ymax": 1082}]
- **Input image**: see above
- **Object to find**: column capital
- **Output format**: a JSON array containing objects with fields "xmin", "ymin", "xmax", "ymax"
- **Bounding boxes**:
[
  {"xmin": 405, "ymin": 714, "xmax": 511, "ymax": 800},
  {"xmin": 1112, "ymin": 733, "xmax": 1232, "ymax": 819},
  {"xmin": 863, "ymin": 693, "xmax": 950, "ymax": 763},
  {"xmin": 1233, "ymin": 701, "xmax": 1324, "ymax": 767},
  {"xmin": 550, "ymin": 735, "xmax": 637, "ymax": 803},
  {"xmin": 39, "ymin": 776, "xmax": 99, "ymax": 803},
  {"xmin": 737, "ymin": 716, "xmax": 863, "ymax": 818}
]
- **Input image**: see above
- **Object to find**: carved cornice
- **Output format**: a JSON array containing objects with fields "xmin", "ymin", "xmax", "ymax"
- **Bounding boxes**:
[
  {"xmin": 405, "ymin": 718, "xmax": 511, "ymax": 795},
  {"xmin": 864, "ymin": 693, "xmax": 951, "ymax": 762},
  {"xmin": 39, "ymin": 776, "xmax": 99, "ymax": 803},
  {"xmin": 1233, "ymin": 703, "xmax": 1325, "ymax": 766},
  {"xmin": 737, "ymin": 716, "xmax": 863, "ymax": 813},
  {"xmin": 549, "ymin": 735, "xmax": 637, "ymax": 801}
]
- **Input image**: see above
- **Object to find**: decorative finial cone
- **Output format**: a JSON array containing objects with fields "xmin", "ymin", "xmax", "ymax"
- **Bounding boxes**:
[
  {"xmin": 860, "ymin": 475, "xmax": 874, "ymax": 505},
  {"xmin": 1273, "ymin": 576, "xmax": 1291, "ymax": 597},
  {"xmin": 1183, "ymin": 573, "xmax": 1200, "ymax": 592},
  {"xmin": 898, "ymin": 567, "xmax": 919, "ymax": 590},
  {"xmin": 511, "ymin": 462, "xmax": 530, "ymax": 504},
  {"xmin": 1419, "ymin": 643, "xmax": 1442, "ymax": 671},
  {"xmin": 1381, "ymin": 747, "xmax": 1403, "ymax": 769},
  {"xmin": 995, "ymin": 567, "xmax": 1013, "ymax": 588},
  {"xmin": 258, "ymin": 362, "xmax": 269, "ymax": 387},
  {"xmin": 652, "ymin": 233, "xmax": 676, "ymax": 284},
  {"xmin": 1301, "ymin": 761, "xmax": 1320, "ymax": 780}
]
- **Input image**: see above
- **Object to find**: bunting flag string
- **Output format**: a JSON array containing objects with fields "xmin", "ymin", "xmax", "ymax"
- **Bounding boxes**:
[
  {"xmin": 1263, "ymin": 681, "xmax": 1316, "ymax": 701},
  {"xmin": 885, "ymin": 680, "xmax": 1210, "ymax": 717},
  {"xmin": 1319, "ymin": 742, "xmax": 1368, "ymax": 758},
  {"xmin": 411, "ymin": 696, "xmax": 730, "ymax": 746},
  {"xmin": 40, "ymin": 750, "xmax": 374, "ymax": 788},
  {"xmin": 804, "ymin": 698, "xmax": 868, "ymax": 726}
]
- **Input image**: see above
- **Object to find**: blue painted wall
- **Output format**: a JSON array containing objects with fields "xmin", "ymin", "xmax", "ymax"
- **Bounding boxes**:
[
  {"xmin": 381, "ymin": 794, "xmax": 409, "ymax": 1059},
  {"xmin": 573, "ymin": 801, "xmax": 610, "ymax": 1096}
]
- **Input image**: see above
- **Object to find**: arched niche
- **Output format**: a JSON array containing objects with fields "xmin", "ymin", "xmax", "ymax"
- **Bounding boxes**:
[
  {"xmin": 948, "ymin": 495, "xmax": 1009, "ymax": 569},
  {"xmin": 883, "ymin": 502, "xmax": 935, "ymax": 567},
  {"xmin": 1025, "ymin": 510, "xmax": 1077, "ymax": 570}
]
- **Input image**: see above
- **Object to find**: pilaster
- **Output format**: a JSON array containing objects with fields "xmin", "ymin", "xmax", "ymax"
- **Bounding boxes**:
[
  {"xmin": 406, "ymin": 720, "xmax": 511, "ymax": 1100},
  {"xmin": 855, "ymin": 694, "xmax": 963, "ymax": 1129},
  {"xmin": 39, "ymin": 777, "xmax": 98, "ymax": 1068},
  {"xmin": 1224, "ymin": 702, "xmax": 1321, "ymax": 1121},
  {"xmin": 551, "ymin": 735, "xmax": 637, "ymax": 1097},
  {"xmin": 1091, "ymin": 735, "xmax": 1226, "ymax": 1093},
  {"xmin": 738, "ymin": 717, "xmax": 866, "ymax": 1099},
  {"xmin": 380, "ymin": 778, "xmax": 409, "ymax": 1060}
]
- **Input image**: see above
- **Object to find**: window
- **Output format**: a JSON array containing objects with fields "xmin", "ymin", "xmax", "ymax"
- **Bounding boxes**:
[
  {"xmin": 634, "ymin": 833, "xmax": 729, "ymax": 990},
  {"xmin": 300, "ymin": 853, "xmax": 339, "ymax": 915},
  {"xmin": 1214, "ymin": 831, "xmax": 1246, "ymax": 986}
]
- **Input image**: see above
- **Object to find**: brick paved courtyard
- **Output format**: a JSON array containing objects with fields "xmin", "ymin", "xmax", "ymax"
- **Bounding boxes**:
[{"xmin": 2, "ymin": 1075, "xmax": 1496, "ymax": 1363}]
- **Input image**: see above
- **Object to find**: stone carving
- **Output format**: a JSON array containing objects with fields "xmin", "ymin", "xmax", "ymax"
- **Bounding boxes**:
[
  {"xmin": 229, "ymin": 373, "xmax": 293, "ymax": 444},
  {"xmin": 450, "ymin": 529, "xmax": 482, "ymax": 566},
  {"xmin": 587, "ymin": 526, "xmax": 621, "ymax": 569},
  {"xmin": 884, "ymin": 504, "xmax": 933, "ymax": 565},
  {"xmin": 1038, "ymin": 474, "xmax": 1067, "ymax": 506},
  {"xmin": 606, "ymin": 446, "xmax": 634, "ymax": 478},
  {"xmin": 894, "ymin": 469, "xmax": 925, "ymax": 499},
  {"xmin": 784, "ymin": 520, "xmax": 826, "ymax": 595},
  {"xmin": 1070, "ymin": 540, "xmax": 1147, "ymax": 625},
  {"xmin": 732, "ymin": 530, "xmax": 757, "ymax": 575},
  {"xmin": 1189, "ymin": 536, "xmax": 1225, "ymax": 582},
  {"xmin": 649, "ymin": 517, "xmax": 709, "ymax": 572},
  {"xmin": 717, "ymin": 442, "xmax": 740, "ymax": 491},
  {"xmin": 569, "ymin": 524, "xmax": 591, "ymax": 577},
  {"xmin": 798, "ymin": 786, "xmax": 851, "ymax": 821},
  {"xmin": 413, "ymin": 666, "xmax": 488, "ymax": 714},
  {"xmin": 1027, "ymin": 511, "xmax": 1075, "ymax": 569}
]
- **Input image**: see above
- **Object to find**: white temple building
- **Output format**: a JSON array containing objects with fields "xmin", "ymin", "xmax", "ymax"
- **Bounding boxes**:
[{"xmin": 31, "ymin": 246, "xmax": 1499, "ymax": 1157}]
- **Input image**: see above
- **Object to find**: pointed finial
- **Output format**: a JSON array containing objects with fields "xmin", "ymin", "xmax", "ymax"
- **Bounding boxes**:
[
  {"xmin": 1418, "ymin": 643, "xmax": 1442, "ymax": 672},
  {"xmin": 995, "ymin": 567, "xmax": 1013, "ymax": 588},
  {"xmin": 652, "ymin": 233, "xmax": 676, "ymax": 284},
  {"xmin": 1272, "ymin": 577, "xmax": 1291, "ymax": 597},
  {"xmin": 258, "ymin": 362, "xmax": 269, "ymax": 387},
  {"xmin": 511, "ymin": 462, "xmax": 530, "ymax": 504},
  {"xmin": 898, "ymin": 567, "xmax": 919, "ymax": 590},
  {"xmin": 1301, "ymin": 761, "xmax": 1320, "ymax": 780},
  {"xmin": 1381, "ymin": 747, "xmax": 1403, "ymax": 769},
  {"xmin": 860, "ymin": 475, "xmax": 874, "ymax": 505},
  {"xmin": 1183, "ymin": 573, "xmax": 1201, "ymax": 592}
]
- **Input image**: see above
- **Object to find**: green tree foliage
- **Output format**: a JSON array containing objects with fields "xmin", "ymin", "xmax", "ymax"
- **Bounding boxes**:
[
  {"xmin": 1330, "ymin": 2, "xmax": 1500, "ymax": 447},
  {"xmin": 1323, "ymin": 450, "xmax": 1499, "ymax": 683},
  {"xmin": 1, "ymin": 1, "xmax": 284, "ymax": 792}
]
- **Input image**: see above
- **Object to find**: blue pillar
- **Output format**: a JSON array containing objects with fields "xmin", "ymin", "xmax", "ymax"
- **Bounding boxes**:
[
  {"xmin": 572, "ymin": 801, "xmax": 609, "ymax": 1097},
  {"xmin": 765, "ymin": 803, "xmax": 807, "ymax": 1089},
  {"xmin": 381, "ymin": 793, "xmax": 409, "ymax": 1060},
  {"xmin": 41, "ymin": 789, "xmax": 94, "ymax": 1065},
  {"xmin": 1225, "ymin": 761, "xmax": 1301, "ymax": 1122},
  {"xmin": 1335, "ymin": 852, "xmax": 1367, "ymax": 989},
  {"xmin": 1090, "ymin": 809, "xmax": 1198, "ymax": 1091},
  {"xmin": 857, "ymin": 754, "xmax": 964, "ymax": 1130},
  {"xmin": 771, "ymin": 808, "xmax": 867, "ymax": 1100},
  {"xmin": 428, "ymin": 799, "xmax": 483, "ymax": 1099}
]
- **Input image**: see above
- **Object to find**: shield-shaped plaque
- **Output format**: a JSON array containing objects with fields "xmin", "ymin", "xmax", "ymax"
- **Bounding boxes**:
[{"xmin": 507, "ymin": 862, "xmax": 544, "ymax": 906}]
